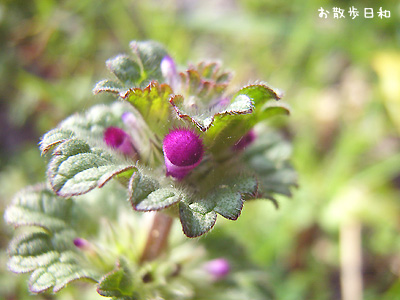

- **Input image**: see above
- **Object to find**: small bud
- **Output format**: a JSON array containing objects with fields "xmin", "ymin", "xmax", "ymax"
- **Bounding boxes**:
[
  {"xmin": 161, "ymin": 55, "xmax": 179, "ymax": 89},
  {"xmin": 163, "ymin": 128, "xmax": 204, "ymax": 180},
  {"xmin": 210, "ymin": 97, "xmax": 230, "ymax": 111},
  {"xmin": 73, "ymin": 238, "xmax": 91, "ymax": 250},
  {"xmin": 103, "ymin": 126, "xmax": 136, "ymax": 156},
  {"xmin": 233, "ymin": 130, "xmax": 256, "ymax": 151},
  {"xmin": 204, "ymin": 258, "xmax": 230, "ymax": 280}
]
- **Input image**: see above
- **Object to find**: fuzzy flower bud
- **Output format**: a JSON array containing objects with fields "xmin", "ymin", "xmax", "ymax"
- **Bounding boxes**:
[
  {"xmin": 103, "ymin": 126, "xmax": 136, "ymax": 157},
  {"xmin": 73, "ymin": 238, "xmax": 91, "ymax": 250},
  {"xmin": 161, "ymin": 55, "xmax": 179, "ymax": 90},
  {"xmin": 204, "ymin": 258, "xmax": 231, "ymax": 280},
  {"xmin": 233, "ymin": 130, "xmax": 256, "ymax": 151},
  {"xmin": 163, "ymin": 128, "xmax": 204, "ymax": 180}
]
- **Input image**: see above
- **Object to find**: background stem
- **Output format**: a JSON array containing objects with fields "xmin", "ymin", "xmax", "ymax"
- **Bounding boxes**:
[
  {"xmin": 340, "ymin": 220, "xmax": 363, "ymax": 300},
  {"xmin": 140, "ymin": 212, "xmax": 173, "ymax": 263}
]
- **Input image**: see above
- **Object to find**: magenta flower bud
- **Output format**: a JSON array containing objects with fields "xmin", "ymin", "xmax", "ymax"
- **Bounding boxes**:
[
  {"xmin": 204, "ymin": 258, "xmax": 231, "ymax": 280},
  {"xmin": 103, "ymin": 126, "xmax": 136, "ymax": 156},
  {"xmin": 233, "ymin": 130, "xmax": 256, "ymax": 151},
  {"xmin": 163, "ymin": 128, "xmax": 204, "ymax": 180},
  {"xmin": 73, "ymin": 238, "xmax": 90, "ymax": 250},
  {"xmin": 210, "ymin": 97, "xmax": 230, "ymax": 111},
  {"xmin": 161, "ymin": 55, "xmax": 179, "ymax": 89}
]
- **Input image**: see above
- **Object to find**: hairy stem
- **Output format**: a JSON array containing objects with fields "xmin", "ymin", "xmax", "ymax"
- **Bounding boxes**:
[{"xmin": 140, "ymin": 212, "xmax": 173, "ymax": 263}]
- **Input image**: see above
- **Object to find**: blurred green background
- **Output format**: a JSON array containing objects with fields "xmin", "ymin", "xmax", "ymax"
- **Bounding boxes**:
[{"xmin": 1, "ymin": 0, "xmax": 399, "ymax": 299}]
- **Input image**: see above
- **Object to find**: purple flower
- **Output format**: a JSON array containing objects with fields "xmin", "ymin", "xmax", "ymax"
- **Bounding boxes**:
[
  {"xmin": 161, "ymin": 55, "xmax": 179, "ymax": 90},
  {"xmin": 233, "ymin": 130, "xmax": 256, "ymax": 151},
  {"xmin": 103, "ymin": 126, "xmax": 136, "ymax": 156},
  {"xmin": 163, "ymin": 128, "xmax": 204, "ymax": 180},
  {"xmin": 204, "ymin": 258, "xmax": 231, "ymax": 280},
  {"xmin": 73, "ymin": 238, "xmax": 90, "ymax": 250}
]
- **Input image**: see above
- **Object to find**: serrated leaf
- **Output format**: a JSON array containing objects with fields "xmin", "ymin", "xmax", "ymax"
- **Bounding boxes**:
[
  {"xmin": 208, "ymin": 176, "xmax": 257, "ymax": 220},
  {"xmin": 94, "ymin": 41, "xmax": 169, "ymax": 95},
  {"xmin": 237, "ymin": 84, "xmax": 289, "ymax": 120},
  {"xmin": 4, "ymin": 186, "xmax": 72, "ymax": 231},
  {"xmin": 211, "ymin": 187, "xmax": 243, "ymax": 220},
  {"xmin": 130, "ymin": 40, "xmax": 169, "ymax": 84},
  {"xmin": 221, "ymin": 94, "xmax": 254, "ymax": 114},
  {"xmin": 243, "ymin": 130, "xmax": 297, "ymax": 202},
  {"xmin": 48, "ymin": 138, "xmax": 135, "ymax": 197},
  {"xmin": 58, "ymin": 102, "xmax": 129, "ymax": 145},
  {"xmin": 196, "ymin": 61, "xmax": 232, "ymax": 83},
  {"xmin": 258, "ymin": 167, "xmax": 297, "ymax": 197},
  {"xmin": 204, "ymin": 84, "xmax": 288, "ymax": 154},
  {"xmin": 179, "ymin": 202, "xmax": 217, "ymax": 238},
  {"xmin": 177, "ymin": 175, "xmax": 257, "ymax": 236},
  {"xmin": 5, "ymin": 186, "xmax": 99, "ymax": 293},
  {"xmin": 40, "ymin": 102, "xmax": 132, "ymax": 158},
  {"xmin": 8, "ymin": 232, "xmax": 59, "ymax": 273},
  {"xmin": 236, "ymin": 84, "xmax": 281, "ymax": 104},
  {"xmin": 97, "ymin": 259, "xmax": 135, "ymax": 298},
  {"xmin": 106, "ymin": 55, "xmax": 142, "ymax": 87},
  {"xmin": 228, "ymin": 175, "xmax": 258, "ymax": 195},
  {"xmin": 179, "ymin": 68, "xmax": 228, "ymax": 102},
  {"xmin": 170, "ymin": 92, "xmax": 253, "ymax": 132},
  {"xmin": 129, "ymin": 171, "xmax": 160, "ymax": 206},
  {"xmin": 29, "ymin": 261, "xmax": 96, "ymax": 293},
  {"xmin": 123, "ymin": 82, "xmax": 173, "ymax": 137},
  {"xmin": 93, "ymin": 79, "xmax": 125, "ymax": 95},
  {"xmin": 134, "ymin": 187, "xmax": 181, "ymax": 211},
  {"xmin": 40, "ymin": 128, "xmax": 75, "ymax": 155}
]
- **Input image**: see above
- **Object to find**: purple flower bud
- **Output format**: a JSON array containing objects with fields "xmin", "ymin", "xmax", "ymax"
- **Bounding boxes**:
[
  {"xmin": 161, "ymin": 55, "xmax": 179, "ymax": 89},
  {"xmin": 204, "ymin": 258, "xmax": 230, "ymax": 280},
  {"xmin": 73, "ymin": 238, "xmax": 90, "ymax": 250},
  {"xmin": 233, "ymin": 130, "xmax": 256, "ymax": 151},
  {"xmin": 163, "ymin": 128, "xmax": 204, "ymax": 180},
  {"xmin": 210, "ymin": 97, "xmax": 230, "ymax": 111},
  {"xmin": 103, "ymin": 126, "xmax": 136, "ymax": 156}
]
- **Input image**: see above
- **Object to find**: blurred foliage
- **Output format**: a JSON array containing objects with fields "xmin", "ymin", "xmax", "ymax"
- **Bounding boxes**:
[{"xmin": 1, "ymin": 0, "xmax": 399, "ymax": 299}]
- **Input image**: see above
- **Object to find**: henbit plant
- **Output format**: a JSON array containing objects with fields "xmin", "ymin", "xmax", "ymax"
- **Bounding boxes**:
[{"xmin": 4, "ymin": 40, "xmax": 296, "ymax": 299}]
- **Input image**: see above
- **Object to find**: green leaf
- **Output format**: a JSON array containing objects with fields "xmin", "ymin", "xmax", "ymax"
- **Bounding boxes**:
[
  {"xmin": 209, "ymin": 176, "xmax": 257, "ymax": 220},
  {"xmin": 130, "ymin": 40, "xmax": 169, "ymax": 84},
  {"xmin": 243, "ymin": 129, "xmax": 297, "ymax": 202},
  {"xmin": 4, "ymin": 185, "xmax": 72, "ymax": 231},
  {"xmin": 176, "ymin": 175, "xmax": 257, "ymax": 237},
  {"xmin": 5, "ymin": 186, "xmax": 99, "ymax": 293},
  {"xmin": 106, "ymin": 55, "xmax": 142, "ymax": 87},
  {"xmin": 29, "ymin": 258, "xmax": 96, "ymax": 293},
  {"xmin": 195, "ymin": 61, "xmax": 232, "ymax": 83},
  {"xmin": 170, "ymin": 92, "xmax": 253, "ymax": 133},
  {"xmin": 236, "ymin": 84, "xmax": 289, "ymax": 121},
  {"xmin": 123, "ymin": 82, "xmax": 173, "ymax": 137},
  {"xmin": 97, "ymin": 258, "xmax": 135, "ymax": 299},
  {"xmin": 179, "ymin": 202, "xmax": 217, "ymax": 238},
  {"xmin": 211, "ymin": 187, "xmax": 243, "ymax": 220},
  {"xmin": 40, "ymin": 102, "xmax": 131, "ymax": 156},
  {"xmin": 94, "ymin": 41, "xmax": 169, "ymax": 95},
  {"xmin": 204, "ymin": 84, "xmax": 288, "ymax": 153},
  {"xmin": 93, "ymin": 79, "xmax": 126, "ymax": 96},
  {"xmin": 8, "ymin": 232, "xmax": 60, "ymax": 273},
  {"xmin": 129, "ymin": 171, "xmax": 160, "ymax": 206},
  {"xmin": 40, "ymin": 128, "xmax": 75, "ymax": 155},
  {"xmin": 222, "ymin": 94, "xmax": 254, "ymax": 114},
  {"xmin": 48, "ymin": 138, "xmax": 135, "ymax": 197},
  {"xmin": 235, "ymin": 83, "xmax": 281, "ymax": 104},
  {"xmin": 58, "ymin": 102, "xmax": 129, "ymax": 144},
  {"xmin": 228, "ymin": 175, "xmax": 259, "ymax": 195},
  {"xmin": 134, "ymin": 187, "xmax": 181, "ymax": 211}
]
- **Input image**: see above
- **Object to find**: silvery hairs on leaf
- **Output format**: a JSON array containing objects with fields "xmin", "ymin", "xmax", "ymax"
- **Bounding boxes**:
[{"xmin": 4, "ymin": 185, "xmax": 99, "ymax": 293}]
